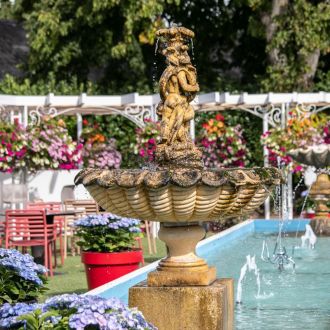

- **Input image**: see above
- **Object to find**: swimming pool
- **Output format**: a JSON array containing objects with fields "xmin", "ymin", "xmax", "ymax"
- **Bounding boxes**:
[{"xmin": 90, "ymin": 219, "xmax": 329, "ymax": 329}]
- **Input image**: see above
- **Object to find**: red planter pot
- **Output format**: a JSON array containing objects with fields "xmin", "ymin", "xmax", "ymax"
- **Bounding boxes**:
[{"xmin": 81, "ymin": 249, "xmax": 143, "ymax": 290}]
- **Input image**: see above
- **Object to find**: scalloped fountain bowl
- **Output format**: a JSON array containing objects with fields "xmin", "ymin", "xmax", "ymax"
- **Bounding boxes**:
[
  {"xmin": 289, "ymin": 144, "xmax": 330, "ymax": 168},
  {"xmin": 75, "ymin": 167, "xmax": 281, "ymax": 223}
]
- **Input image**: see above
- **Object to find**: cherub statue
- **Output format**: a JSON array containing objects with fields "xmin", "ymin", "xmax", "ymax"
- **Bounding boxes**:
[
  {"xmin": 156, "ymin": 27, "xmax": 199, "ymax": 146},
  {"xmin": 155, "ymin": 26, "xmax": 203, "ymax": 170}
]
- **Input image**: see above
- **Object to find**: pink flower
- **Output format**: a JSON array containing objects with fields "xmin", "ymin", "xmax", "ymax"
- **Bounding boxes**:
[{"xmin": 293, "ymin": 165, "xmax": 303, "ymax": 173}]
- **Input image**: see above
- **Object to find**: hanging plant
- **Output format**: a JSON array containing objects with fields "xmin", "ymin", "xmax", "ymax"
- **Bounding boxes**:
[
  {"xmin": 26, "ymin": 116, "xmax": 83, "ymax": 171},
  {"xmin": 261, "ymin": 109, "xmax": 330, "ymax": 172},
  {"xmin": 197, "ymin": 114, "xmax": 250, "ymax": 168},
  {"xmin": 80, "ymin": 120, "xmax": 122, "ymax": 169},
  {"xmin": 134, "ymin": 119, "xmax": 161, "ymax": 162},
  {"xmin": 0, "ymin": 120, "xmax": 28, "ymax": 173},
  {"xmin": 0, "ymin": 117, "xmax": 83, "ymax": 173}
]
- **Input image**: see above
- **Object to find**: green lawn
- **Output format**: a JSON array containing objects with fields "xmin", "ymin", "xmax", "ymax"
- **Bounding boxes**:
[{"xmin": 43, "ymin": 238, "xmax": 166, "ymax": 300}]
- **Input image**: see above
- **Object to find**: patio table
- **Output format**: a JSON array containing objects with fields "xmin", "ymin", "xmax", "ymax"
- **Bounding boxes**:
[
  {"xmin": 45, "ymin": 210, "xmax": 76, "ymax": 224},
  {"xmin": 32, "ymin": 210, "xmax": 78, "ymax": 266}
]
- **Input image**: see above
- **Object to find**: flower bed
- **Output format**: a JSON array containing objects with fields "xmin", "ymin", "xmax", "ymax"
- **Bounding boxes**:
[
  {"xmin": 0, "ymin": 121, "xmax": 28, "ymax": 173},
  {"xmin": 134, "ymin": 116, "xmax": 250, "ymax": 168}
]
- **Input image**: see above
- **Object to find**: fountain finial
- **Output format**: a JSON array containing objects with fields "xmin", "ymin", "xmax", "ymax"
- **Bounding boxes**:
[{"xmin": 155, "ymin": 26, "xmax": 203, "ymax": 170}]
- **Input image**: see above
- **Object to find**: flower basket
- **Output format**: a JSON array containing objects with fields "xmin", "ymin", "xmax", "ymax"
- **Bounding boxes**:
[
  {"xmin": 81, "ymin": 249, "xmax": 143, "ymax": 289},
  {"xmin": 74, "ymin": 213, "xmax": 143, "ymax": 290}
]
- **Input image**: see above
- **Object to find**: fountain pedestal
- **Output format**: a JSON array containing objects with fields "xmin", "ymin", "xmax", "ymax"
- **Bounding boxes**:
[
  {"xmin": 148, "ymin": 224, "xmax": 216, "ymax": 286},
  {"xmin": 310, "ymin": 173, "xmax": 330, "ymax": 235},
  {"xmin": 129, "ymin": 278, "xmax": 234, "ymax": 330}
]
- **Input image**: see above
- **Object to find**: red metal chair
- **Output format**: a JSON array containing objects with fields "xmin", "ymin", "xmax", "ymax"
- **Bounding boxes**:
[
  {"xmin": 5, "ymin": 209, "xmax": 56, "ymax": 276},
  {"xmin": 27, "ymin": 202, "xmax": 65, "ymax": 267},
  {"xmin": 0, "ymin": 218, "xmax": 4, "ymax": 247}
]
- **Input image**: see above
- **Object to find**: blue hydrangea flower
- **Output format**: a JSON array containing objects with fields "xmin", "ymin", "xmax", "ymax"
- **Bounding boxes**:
[
  {"xmin": 0, "ymin": 302, "xmax": 41, "ymax": 328},
  {"xmin": 43, "ymin": 294, "xmax": 156, "ymax": 329},
  {"xmin": 74, "ymin": 213, "xmax": 141, "ymax": 233},
  {"xmin": 0, "ymin": 248, "xmax": 47, "ymax": 286},
  {"xmin": 0, "ymin": 294, "xmax": 156, "ymax": 329}
]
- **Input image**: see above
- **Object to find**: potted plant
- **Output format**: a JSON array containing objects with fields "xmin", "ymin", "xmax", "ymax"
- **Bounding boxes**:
[
  {"xmin": 0, "ymin": 248, "xmax": 48, "ymax": 304},
  {"xmin": 0, "ymin": 293, "xmax": 156, "ymax": 329},
  {"xmin": 74, "ymin": 214, "xmax": 143, "ymax": 290}
]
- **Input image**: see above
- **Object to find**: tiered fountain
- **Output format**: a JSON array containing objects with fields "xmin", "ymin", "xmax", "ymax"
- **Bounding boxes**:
[
  {"xmin": 290, "ymin": 145, "xmax": 330, "ymax": 234},
  {"xmin": 75, "ymin": 26, "xmax": 281, "ymax": 330}
]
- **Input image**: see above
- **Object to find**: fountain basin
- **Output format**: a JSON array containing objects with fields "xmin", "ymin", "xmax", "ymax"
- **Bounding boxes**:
[
  {"xmin": 87, "ymin": 219, "xmax": 325, "ymax": 330},
  {"xmin": 75, "ymin": 167, "xmax": 281, "ymax": 223},
  {"xmin": 289, "ymin": 144, "xmax": 330, "ymax": 168},
  {"xmin": 289, "ymin": 145, "xmax": 330, "ymax": 230}
]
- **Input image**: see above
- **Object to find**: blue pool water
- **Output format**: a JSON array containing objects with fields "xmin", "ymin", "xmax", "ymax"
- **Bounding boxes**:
[{"xmin": 207, "ymin": 233, "xmax": 330, "ymax": 330}]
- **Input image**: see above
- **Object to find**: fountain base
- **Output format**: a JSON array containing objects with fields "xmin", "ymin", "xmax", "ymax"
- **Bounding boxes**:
[
  {"xmin": 148, "ymin": 223, "xmax": 216, "ymax": 286},
  {"xmin": 148, "ymin": 266, "xmax": 216, "ymax": 287},
  {"xmin": 129, "ymin": 278, "xmax": 234, "ymax": 330}
]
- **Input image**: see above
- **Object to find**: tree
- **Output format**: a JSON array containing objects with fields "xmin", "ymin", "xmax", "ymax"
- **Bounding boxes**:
[
  {"xmin": 9, "ymin": 0, "xmax": 180, "ymax": 94},
  {"xmin": 2, "ymin": 0, "xmax": 330, "ymax": 94},
  {"xmin": 247, "ymin": 0, "xmax": 330, "ymax": 91}
]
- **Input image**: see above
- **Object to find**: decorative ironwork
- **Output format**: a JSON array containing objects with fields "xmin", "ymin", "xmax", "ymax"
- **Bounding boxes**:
[
  {"xmin": 238, "ymin": 104, "xmax": 283, "ymax": 128},
  {"xmin": 124, "ymin": 105, "xmax": 153, "ymax": 127},
  {"xmin": 29, "ymin": 106, "xmax": 58, "ymax": 125}
]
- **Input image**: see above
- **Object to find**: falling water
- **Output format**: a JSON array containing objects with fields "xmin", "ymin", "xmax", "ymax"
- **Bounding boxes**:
[
  {"xmin": 152, "ymin": 37, "xmax": 160, "ymax": 92},
  {"xmin": 190, "ymin": 38, "xmax": 195, "ymax": 63},
  {"xmin": 292, "ymin": 175, "xmax": 304, "ymax": 201},
  {"xmin": 301, "ymin": 224, "xmax": 317, "ymax": 249},
  {"xmin": 299, "ymin": 185, "xmax": 312, "ymax": 218},
  {"xmin": 154, "ymin": 37, "xmax": 160, "ymax": 56},
  {"xmin": 236, "ymin": 255, "xmax": 262, "ymax": 304},
  {"xmin": 260, "ymin": 157, "xmax": 296, "ymax": 271}
]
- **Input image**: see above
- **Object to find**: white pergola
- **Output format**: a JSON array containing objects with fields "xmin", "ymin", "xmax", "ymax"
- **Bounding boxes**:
[{"xmin": 1, "ymin": 91, "xmax": 329, "ymax": 219}]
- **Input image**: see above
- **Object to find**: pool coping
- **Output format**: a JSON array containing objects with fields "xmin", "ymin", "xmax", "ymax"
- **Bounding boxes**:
[{"xmin": 87, "ymin": 219, "xmax": 310, "ymax": 298}]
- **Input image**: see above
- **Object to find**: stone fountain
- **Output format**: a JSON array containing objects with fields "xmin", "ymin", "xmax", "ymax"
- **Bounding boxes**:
[
  {"xmin": 75, "ymin": 26, "xmax": 281, "ymax": 330},
  {"xmin": 290, "ymin": 145, "xmax": 330, "ymax": 235}
]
